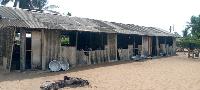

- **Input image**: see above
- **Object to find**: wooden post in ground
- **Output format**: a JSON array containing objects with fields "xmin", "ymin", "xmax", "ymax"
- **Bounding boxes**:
[
  {"xmin": 192, "ymin": 50, "xmax": 194, "ymax": 58},
  {"xmin": 156, "ymin": 36, "xmax": 159, "ymax": 56},
  {"xmin": 142, "ymin": 35, "xmax": 148, "ymax": 56},
  {"xmin": 41, "ymin": 29, "xmax": 46, "ymax": 70},
  {"xmin": 76, "ymin": 32, "xmax": 78, "ymax": 49},
  {"xmin": 115, "ymin": 34, "xmax": 117, "ymax": 61},
  {"xmin": 107, "ymin": 34, "xmax": 110, "ymax": 62},
  {"xmin": 188, "ymin": 49, "xmax": 190, "ymax": 58},
  {"xmin": 20, "ymin": 28, "xmax": 26, "ymax": 72},
  {"xmin": 172, "ymin": 37, "xmax": 176, "ymax": 55}
]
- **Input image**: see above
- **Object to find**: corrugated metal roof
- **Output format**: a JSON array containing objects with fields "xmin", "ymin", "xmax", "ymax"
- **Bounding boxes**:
[
  {"xmin": 0, "ymin": 6, "xmax": 46, "ymax": 28},
  {"xmin": 0, "ymin": 6, "xmax": 176, "ymax": 37}
]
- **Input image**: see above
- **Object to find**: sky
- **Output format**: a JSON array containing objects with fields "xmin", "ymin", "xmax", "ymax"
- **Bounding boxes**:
[{"xmin": 6, "ymin": 0, "xmax": 200, "ymax": 36}]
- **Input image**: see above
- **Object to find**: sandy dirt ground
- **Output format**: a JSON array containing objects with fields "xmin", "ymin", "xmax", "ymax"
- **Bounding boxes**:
[{"xmin": 1, "ymin": 52, "xmax": 200, "ymax": 90}]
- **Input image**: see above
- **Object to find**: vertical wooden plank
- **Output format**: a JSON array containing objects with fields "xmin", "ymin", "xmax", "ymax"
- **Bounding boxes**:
[
  {"xmin": 57, "ymin": 30, "xmax": 61, "ymax": 61},
  {"xmin": 0, "ymin": 28, "xmax": 2, "ymax": 66},
  {"xmin": 52, "ymin": 30, "xmax": 55, "ymax": 60},
  {"xmin": 156, "ymin": 36, "xmax": 159, "ymax": 56},
  {"xmin": 165, "ymin": 37, "xmax": 167, "ymax": 54},
  {"xmin": 173, "ymin": 37, "xmax": 176, "ymax": 55},
  {"xmin": 142, "ymin": 36, "xmax": 148, "ymax": 56},
  {"xmin": 46, "ymin": 30, "xmax": 50, "ymax": 68},
  {"xmin": 107, "ymin": 34, "xmax": 110, "ymax": 62},
  {"xmin": 115, "ymin": 34, "xmax": 117, "ymax": 60},
  {"xmin": 20, "ymin": 28, "xmax": 26, "ymax": 72},
  {"xmin": 76, "ymin": 32, "xmax": 78, "ymax": 49},
  {"xmin": 54, "ymin": 30, "xmax": 57, "ymax": 60},
  {"xmin": 7, "ymin": 28, "xmax": 15, "ymax": 72},
  {"xmin": 148, "ymin": 37, "xmax": 152, "ymax": 56},
  {"xmin": 50, "ymin": 30, "xmax": 53, "ymax": 61},
  {"xmin": 41, "ymin": 29, "xmax": 46, "ymax": 70},
  {"xmin": 32, "ymin": 31, "xmax": 42, "ymax": 69}
]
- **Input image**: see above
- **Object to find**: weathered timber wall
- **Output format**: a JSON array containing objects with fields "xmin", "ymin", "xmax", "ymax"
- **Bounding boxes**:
[
  {"xmin": 76, "ymin": 50, "xmax": 108, "ymax": 66},
  {"xmin": 142, "ymin": 36, "xmax": 148, "ymax": 56},
  {"xmin": 160, "ymin": 44, "xmax": 166, "ymax": 53},
  {"xmin": 61, "ymin": 46, "xmax": 77, "ymax": 67},
  {"xmin": 128, "ymin": 45, "xmax": 133, "ymax": 59},
  {"xmin": 118, "ymin": 49, "xmax": 129, "ymax": 60},
  {"xmin": 32, "ymin": 31, "xmax": 42, "ymax": 69},
  {"xmin": 0, "ymin": 27, "xmax": 15, "ymax": 71},
  {"xmin": 76, "ymin": 51, "xmax": 88, "ymax": 66},
  {"xmin": 172, "ymin": 37, "xmax": 176, "ymax": 55},
  {"xmin": 107, "ymin": 33, "xmax": 117, "ymax": 61},
  {"xmin": 44, "ymin": 29, "xmax": 61, "ymax": 69},
  {"xmin": 118, "ymin": 45, "xmax": 133, "ymax": 61}
]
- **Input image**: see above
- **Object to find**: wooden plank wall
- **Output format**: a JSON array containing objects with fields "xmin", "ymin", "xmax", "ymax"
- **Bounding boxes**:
[
  {"xmin": 172, "ymin": 37, "xmax": 176, "ymax": 55},
  {"xmin": 118, "ymin": 49, "xmax": 129, "ymax": 60},
  {"xmin": 76, "ymin": 50, "xmax": 108, "ymax": 66},
  {"xmin": 0, "ymin": 27, "xmax": 15, "ymax": 71},
  {"xmin": 20, "ymin": 28, "xmax": 26, "ymax": 72},
  {"xmin": 32, "ymin": 31, "xmax": 42, "ymax": 69},
  {"xmin": 128, "ymin": 45, "xmax": 133, "ymax": 59},
  {"xmin": 142, "ymin": 36, "xmax": 148, "ymax": 56},
  {"xmin": 108, "ymin": 33, "xmax": 117, "ymax": 61},
  {"xmin": 44, "ymin": 29, "xmax": 61, "ymax": 69},
  {"xmin": 61, "ymin": 46, "xmax": 77, "ymax": 67}
]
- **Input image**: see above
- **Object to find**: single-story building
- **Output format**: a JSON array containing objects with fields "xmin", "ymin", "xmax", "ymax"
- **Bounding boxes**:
[{"xmin": 0, "ymin": 6, "xmax": 177, "ymax": 72}]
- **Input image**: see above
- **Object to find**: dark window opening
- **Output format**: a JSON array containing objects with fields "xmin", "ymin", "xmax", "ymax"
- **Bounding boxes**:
[
  {"xmin": 117, "ymin": 34, "xmax": 135, "ymax": 49},
  {"xmin": 77, "ymin": 32, "xmax": 107, "ymax": 51},
  {"xmin": 61, "ymin": 31, "xmax": 76, "ymax": 46}
]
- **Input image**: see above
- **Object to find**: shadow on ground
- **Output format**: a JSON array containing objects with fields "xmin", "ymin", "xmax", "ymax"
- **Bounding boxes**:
[{"xmin": 0, "ymin": 54, "xmax": 180, "ymax": 83}]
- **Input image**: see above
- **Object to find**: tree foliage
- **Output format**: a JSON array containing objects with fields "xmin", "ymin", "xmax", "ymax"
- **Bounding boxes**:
[
  {"xmin": 0, "ymin": 0, "xmax": 47, "ymax": 10},
  {"xmin": 177, "ymin": 15, "xmax": 200, "ymax": 49},
  {"xmin": 189, "ymin": 15, "xmax": 200, "ymax": 39}
]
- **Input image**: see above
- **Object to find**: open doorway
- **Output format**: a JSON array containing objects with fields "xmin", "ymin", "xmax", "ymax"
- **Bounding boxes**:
[
  {"xmin": 11, "ymin": 30, "xmax": 21, "ymax": 70},
  {"xmin": 26, "ymin": 32, "xmax": 32, "ymax": 69}
]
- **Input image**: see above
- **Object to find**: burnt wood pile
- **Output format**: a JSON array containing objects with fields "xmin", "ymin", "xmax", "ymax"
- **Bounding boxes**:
[{"xmin": 40, "ymin": 76, "xmax": 89, "ymax": 90}]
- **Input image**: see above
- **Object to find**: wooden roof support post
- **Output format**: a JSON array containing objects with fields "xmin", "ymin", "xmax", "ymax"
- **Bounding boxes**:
[
  {"xmin": 173, "ymin": 37, "xmax": 176, "ymax": 55},
  {"xmin": 115, "ymin": 34, "xmax": 117, "ymax": 61},
  {"xmin": 165, "ymin": 37, "xmax": 167, "ymax": 54},
  {"xmin": 156, "ymin": 36, "xmax": 159, "ymax": 56},
  {"xmin": 76, "ymin": 32, "xmax": 78, "ymax": 49},
  {"xmin": 20, "ymin": 28, "xmax": 26, "ymax": 72},
  {"xmin": 107, "ymin": 34, "xmax": 110, "ymax": 62},
  {"xmin": 8, "ymin": 28, "xmax": 16, "ymax": 72},
  {"xmin": 41, "ymin": 29, "xmax": 46, "ymax": 70},
  {"xmin": 142, "ymin": 35, "xmax": 148, "ymax": 56}
]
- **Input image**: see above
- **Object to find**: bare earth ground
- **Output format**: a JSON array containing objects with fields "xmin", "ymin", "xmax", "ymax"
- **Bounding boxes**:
[{"xmin": 1, "ymin": 52, "xmax": 200, "ymax": 90}]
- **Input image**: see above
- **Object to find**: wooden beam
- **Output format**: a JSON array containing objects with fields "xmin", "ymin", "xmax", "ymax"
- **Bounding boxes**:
[
  {"xmin": 165, "ymin": 37, "xmax": 167, "ymax": 54},
  {"xmin": 156, "ymin": 36, "xmax": 159, "ymax": 56},
  {"xmin": 142, "ymin": 36, "xmax": 148, "ymax": 56},
  {"xmin": 76, "ymin": 32, "xmax": 78, "ymax": 49},
  {"xmin": 8, "ymin": 28, "xmax": 16, "ymax": 72},
  {"xmin": 20, "ymin": 28, "xmax": 26, "ymax": 72},
  {"xmin": 173, "ymin": 37, "xmax": 176, "ymax": 55},
  {"xmin": 107, "ymin": 34, "xmax": 110, "ymax": 62},
  {"xmin": 115, "ymin": 34, "xmax": 117, "ymax": 61},
  {"xmin": 41, "ymin": 29, "xmax": 46, "ymax": 70}
]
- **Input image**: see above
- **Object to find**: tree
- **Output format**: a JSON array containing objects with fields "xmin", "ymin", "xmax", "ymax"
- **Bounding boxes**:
[
  {"xmin": 177, "ymin": 14, "xmax": 200, "ymax": 50},
  {"xmin": 67, "ymin": 12, "xmax": 72, "ymax": 16},
  {"xmin": 182, "ymin": 28, "xmax": 190, "ymax": 37},
  {"xmin": 188, "ymin": 15, "xmax": 200, "ymax": 39},
  {"xmin": 0, "ymin": 0, "xmax": 47, "ymax": 10}
]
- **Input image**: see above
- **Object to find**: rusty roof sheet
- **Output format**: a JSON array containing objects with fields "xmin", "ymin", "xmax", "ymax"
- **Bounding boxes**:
[
  {"xmin": 0, "ymin": 6, "xmax": 176, "ymax": 37},
  {"xmin": 0, "ymin": 6, "xmax": 46, "ymax": 28}
]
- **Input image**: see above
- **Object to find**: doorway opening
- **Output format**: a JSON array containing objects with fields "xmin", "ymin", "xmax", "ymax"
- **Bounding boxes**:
[{"xmin": 25, "ymin": 32, "xmax": 32, "ymax": 69}]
